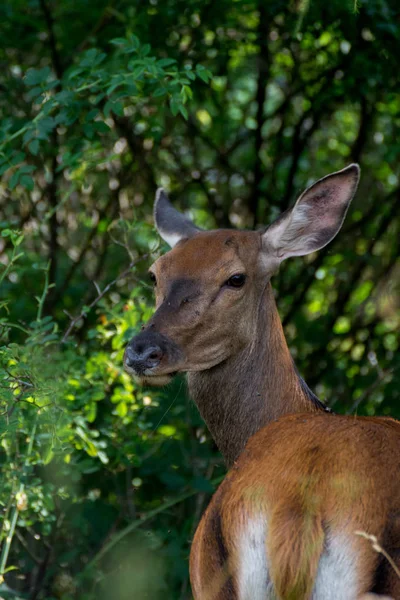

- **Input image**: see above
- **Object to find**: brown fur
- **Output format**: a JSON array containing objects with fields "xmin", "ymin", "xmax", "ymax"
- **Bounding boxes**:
[
  {"xmin": 190, "ymin": 415, "xmax": 400, "ymax": 599},
  {"xmin": 126, "ymin": 166, "xmax": 400, "ymax": 598}
]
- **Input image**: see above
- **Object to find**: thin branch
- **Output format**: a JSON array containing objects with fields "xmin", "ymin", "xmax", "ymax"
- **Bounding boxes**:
[
  {"xmin": 52, "ymin": 194, "xmax": 116, "ymax": 304},
  {"xmin": 77, "ymin": 3, "xmax": 116, "ymax": 54},
  {"xmin": 39, "ymin": 0, "xmax": 63, "ymax": 312},
  {"xmin": 355, "ymin": 531, "xmax": 400, "ymax": 581},
  {"xmin": 15, "ymin": 531, "xmax": 41, "ymax": 565},
  {"xmin": 249, "ymin": 2, "xmax": 270, "ymax": 225},
  {"xmin": 113, "ymin": 115, "xmax": 157, "ymax": 190},
  {"xmin": 39, "ymin": 0, "xmax": 63, "ymax": 79},
  {"xmin": 61, "ymin": 254, "xmax": 149, "ymax": 343},
  {"xmin": 81, "ymin": 475, "xmax": 225, "ymax": 577},
  {"xmin": 346, "ymin": 368, "xmax": 394, "ymax": 414},
  {"xmin": 351, "ymin": 96, "xmax": 373, "ymax": 163}
]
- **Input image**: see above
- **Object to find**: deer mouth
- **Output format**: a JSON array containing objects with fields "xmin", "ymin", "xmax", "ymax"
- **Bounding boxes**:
[
  {"xmin": 123, "ymin": 360, "xmax": 178, "ymax": 386},
  {"xmin": 124, "ymin": 330, "xmax": 182, "ymax": 386},
  {"xmin": 136, "ymin": 373, "xmax": 176, "ymax": 386}
]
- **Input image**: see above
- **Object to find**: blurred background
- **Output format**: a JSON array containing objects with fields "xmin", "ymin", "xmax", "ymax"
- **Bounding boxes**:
[{"xmin": 0, "ymin": 0, "xmax": 399, "ymax": 598}]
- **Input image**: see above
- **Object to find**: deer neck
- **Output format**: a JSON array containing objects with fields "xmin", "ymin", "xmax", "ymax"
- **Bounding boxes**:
[{"xmin": 187, "ymin": 283, "xmax": 325, "ymax": 467}]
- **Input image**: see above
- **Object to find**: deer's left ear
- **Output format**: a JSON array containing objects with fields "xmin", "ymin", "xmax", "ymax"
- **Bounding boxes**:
[
  {"xmin": 153, "ymin": 188, "xmax": 200, "ymax": 248},
  {"xmin": 262, "ymin": 164, "xmax": 360, "ymax": 262}
]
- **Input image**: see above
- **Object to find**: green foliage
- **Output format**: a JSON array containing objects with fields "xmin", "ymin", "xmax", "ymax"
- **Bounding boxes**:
[
  {"xmin": 0, "ymin": 31, "xmax": 211, "ymax": 191},
  {"xmin": 0, "ymin": 0, "xmax": 399, "ymax": 598},
  {"xmin": 1, "ymin": 225, "xmax": 222, "ymax": 598}
]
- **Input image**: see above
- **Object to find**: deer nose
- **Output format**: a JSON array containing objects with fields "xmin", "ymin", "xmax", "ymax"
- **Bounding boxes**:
[{"xmin": 125, "ymin": 340, "xmax": 164, "ymax": 372}]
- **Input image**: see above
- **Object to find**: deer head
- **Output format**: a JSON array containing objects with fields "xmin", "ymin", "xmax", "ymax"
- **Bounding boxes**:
[{"xmin": 124, "ymin": 165, "xmax": 360, "ymax": 387}]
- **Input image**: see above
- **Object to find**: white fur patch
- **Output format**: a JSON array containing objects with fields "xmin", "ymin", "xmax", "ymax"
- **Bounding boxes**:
[
  {"xmin": 312, "ymin": 534, "xmax": 359, "ymax": 600},
  {"xmin": 237, "ymin": 516, "xmax": 276, "ymax": 600},
  {"xmin": 157, "ymin": 227, "xmax": 183, "ymax": 248},
  {"xmin": 236, "ymin": 523, "xmax": 360, "ymax": 600},
  {"xmin": 263, "ymin": 202, "xmax": 319, "ymax": 259}
]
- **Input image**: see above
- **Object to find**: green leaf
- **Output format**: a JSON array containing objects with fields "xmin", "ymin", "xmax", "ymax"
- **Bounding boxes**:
[
  {"xmin": 141, "ymin": 44, "xmax": 151, "ymax": 57},
  {"xmin": 9, "ymin": 171, "xmax": 20, "ymax": 190},
  {"xmin": 92, "ymin": 121, "xmax": 110, "ymax": 133},
  {"xmin": 26, "ymin": 86, "xmax": 43, "ymax": 100},
  {"xmin": 157, "ymin": 58, "xmax": 177, "ymax": 67},
  {"xmin": 29, "ymin": 139, "xmax": 40, "ymax": 156},
  {"xmin": 111, "ymin": 101, "xmax": 124, "ymax": 116},
  {"xmin": 195, "ymin": 64, "xmax": 212, "ymax": 83},
  {"xmin": 9, "ymin": 152, "xmax": 26, "ymax": 167},
  {"xmin": 131, "ymin": 66, "xmax": 145, "ymax": 79},
  {"xmin": 103, "ymin": 100, "xmax": 113, "ymax": 118},
  {"xmin": 23, "ymin": 129, "xmax": 35, "ymax": 145},
  {"xmin": 197, "ymin": 70, "xmax": 211, "ymax": 83},
  {"xmin": 43, "ymin": 446, "xmax": 54, "ymax": 465},
  {"xmin": 25, "ymin": 66, "xmax": 51, "ymax": 86},
  {"xmin": 3, "ymin": 566, "xmax": 18, "ymax": 574},
  {"xmin": 181, "ymin": 85, "xmax": 193, "ymax": 101},
  {"xmin": 83, "ymin": 123, "xmax": 95, "ymax": 139},
  {"xmin": 80, "ymin": 48, "xmax": 103, "ymax": 67},
  {"xmin": 18, "ymin": 165, "xmax": 36, "ymax": 174},
  {"xmin": 170, "ymin": 98, "xmax": 180, "ymax": 116},
  {"xmin": 20, "ymin": 175, "xmax": 34, "ymax": 191},
  {"xmin": 86, "ymin": 109, "xmax": 100, "ymax": 122},
  {"xmin": 128, "ymin": 34, "xmax": 140, "ymax": 50},
  {"xmin": 116, "ymin": 402, "xmax": 127, "ymax": 418},
  {"xmin": 93, "ymin": 93, "xmax": 106, "ymax": 105},
  {"xmin": 110, "ymin": 37, "xmax": 129, "ymax": 47},
  {"xmin": 191, "ymin": 476, "xmax": 215, "ymax": 493},
  {"xmin": 0, "ymin": 163, "xmax": 10, "ymax": 176},
  {"xmin": 54, "ymin": 90, "xmax": 74, "ymax": 104},
  {"xmin": 106, "ymin": 79, "xmax": 125, "ymax": 95},
  {"xmin": 86, "ymin": 402, "xmax": 97, "ymax": 423},
  {"xmin": 104, "ymin": 99, "xmax": 124, "ymax": 117},
  {"xmin": 179, "ymin": 104, "xmax": 188, "ymax": 119},
  {"xmin": 153, "ymin": 87, "xmax": 167, "ymax": 98},
  {"xmin": 94, "ymin": 52, "xmax": 107, "ymax": 66},
  {"xmin": 37, "ymin": 116, "xmax": 55, "ymax": 140}
]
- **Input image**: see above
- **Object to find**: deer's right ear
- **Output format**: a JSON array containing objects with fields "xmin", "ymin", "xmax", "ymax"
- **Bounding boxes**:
[
  {"xmin": 153, "ymin": 188, "xmax": 200, "ymax": 248},
  {"xmin": 261, "ymin": 164, "xmax": 360, "ymax": 265}
]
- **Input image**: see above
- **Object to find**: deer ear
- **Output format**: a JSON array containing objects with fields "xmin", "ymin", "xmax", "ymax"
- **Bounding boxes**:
[
  {"xmin": 262, "ymin": 164, "xmax": 360, "ymax": 262},
  {"xmin": 153, "ymin": 188, "xmax": 200, "ymax": 248}
]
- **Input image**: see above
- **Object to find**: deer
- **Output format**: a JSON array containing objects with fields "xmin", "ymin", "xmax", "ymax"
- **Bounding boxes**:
[{"xmin": 124, "ymin": 164, "xmax": 400, "ymax": 600}]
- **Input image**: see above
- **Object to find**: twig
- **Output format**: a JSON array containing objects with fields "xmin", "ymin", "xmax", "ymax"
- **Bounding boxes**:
[
  {"xmin": 61, "ymin": 254, "xmax": 149, "ymax": 343},
  {"xmin": 249, "ymin": 2, "xmax": 270, "ymax": 225},
  {"xmin": 15, "ymin": 531, "xmax": 41, "ymax": 565},
  {"xmin": 0, "ymin": 419, "xmax": 38, "ymax": 579},
  {"xmin": 36, "ymin": 261, "xmax": 53, "ymax": 322},
  {"xmin": 347, "ymin": 368, "xmax": 394, "ymax": 414},
  {"xmin": 76, "ymin": 3, "xmax": 116, "ymax": 54},
  {"xmin": 39, "ymin": 0, "xmax": 63, "ymax": 79},
  {"xmin": 81, "ymin": 474, "xmax": 225, "ymax": 577},
  {"xmin": 93, "ymin": 281, "xmax": 101, "ymax": 296},
  {"xmin": 355, "ymin": 531, "xmax": 400, "ymax": 580}
]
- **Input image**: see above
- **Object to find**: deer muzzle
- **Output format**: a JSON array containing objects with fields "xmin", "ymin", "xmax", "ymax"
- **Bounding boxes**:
[{"xmin": 124, "ymin": 330, "xmax": 182, "ymax": 383}]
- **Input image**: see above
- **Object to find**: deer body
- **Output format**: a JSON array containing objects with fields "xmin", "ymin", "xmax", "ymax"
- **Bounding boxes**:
[
  {"xmin": 125, "ymin": 165, "xmax": 400, "ymax": 599},
  {"xmin": 186, "ymin": 279, "xmax": 400, "ymax": 600},
  {"xmin": 190, "ymin": 414, "xmax": 400, "ymax": 600}
]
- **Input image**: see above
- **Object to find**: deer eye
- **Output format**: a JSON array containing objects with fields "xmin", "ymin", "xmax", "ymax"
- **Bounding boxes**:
[
  {"xmin": 149, "ymin": 272, "xmax": 157, "ymax": 285},
  {"xmin": 226, "ymin": 274, "xmax": 246, "ymax": 288}
]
